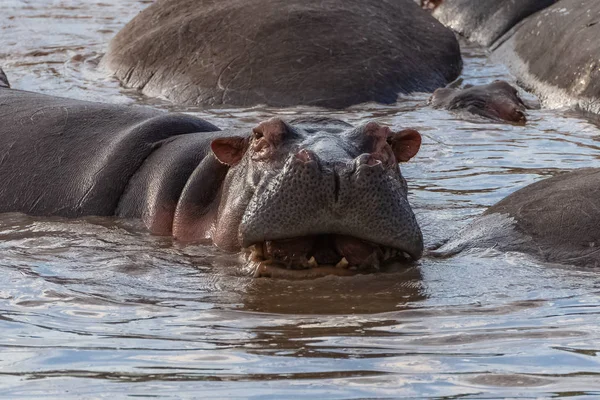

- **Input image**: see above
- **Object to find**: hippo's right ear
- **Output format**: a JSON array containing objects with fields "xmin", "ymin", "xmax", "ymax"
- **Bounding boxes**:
[
  {"xmin": 388, "ymin": 129, "xmax": 422, "ymax": 162},
  {"xmin": 211, "ymin": 137, "xmax": 249, "ymax": 166}
]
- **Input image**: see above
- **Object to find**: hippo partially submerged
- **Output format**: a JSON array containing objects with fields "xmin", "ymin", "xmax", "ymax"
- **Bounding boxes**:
[
  {"xmin": 101, "ymin": 0, "xmax": 462, "ymax": 108},
  {"xmin": 422, "ymin": 0, "xmax": 557, "ymax": 47},
  {"xmin": 435, "ymin": 168, "xmax": 600, "ymax": 268},
  {"xmin": 430, "ymin": 81, "xmax": 528, "ymax": 124},
  {"xmin": 423, "ymin": 0, "xmax": 600, "ymax": 115},
  {"xmin": 0, "ymin": 87, "xmax": 423, "ymax": 278},
  {"xmin": 492, "ymin": 0, "xmax": 600, "ymax": 114}
]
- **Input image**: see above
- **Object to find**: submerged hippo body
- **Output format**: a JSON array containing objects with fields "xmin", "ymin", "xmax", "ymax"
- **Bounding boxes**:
[
  {"xmin": 0, "ymin": 88, "xmax": 220, "ymax": 218},
  {"xmin": 436, "ymin": 169, "xmax": 600, "ymax": 268},
  {"xmin": 430, "ymin": 81, "xmax": 528, "ymax": 124},
  {"xmin": 424, "ymin": 0, "xmax": 557, "ymax": 46},
  {"xmin": 101, "ymin": 0, "xmax": 462, "ymax": 108},
  {"xmin": 0, "ymin": 87, "xmax": 424, "ymax": 278},
  {"xmin": 492, "ymin": 0, "xmax": 600, "ymax": 114}
]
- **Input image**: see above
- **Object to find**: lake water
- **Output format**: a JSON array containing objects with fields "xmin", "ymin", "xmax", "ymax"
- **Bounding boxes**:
[{"xmin": 1, "ymin": 1, "xmax": 599, "ymax": 398}]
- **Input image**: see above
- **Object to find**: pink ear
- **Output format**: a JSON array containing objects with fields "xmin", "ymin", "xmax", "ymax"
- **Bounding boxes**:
[
  {"xmin": 388, "ymin": 129, "xmax": 422, "ymax": 162},
  {"xmin": 211, "ymin": 137, "xmax": 248, "ymax": 166}
]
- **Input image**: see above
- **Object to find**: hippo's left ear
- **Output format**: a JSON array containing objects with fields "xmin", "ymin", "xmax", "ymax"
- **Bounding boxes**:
[
  {"xmin": 211, "ymin": 137, "xmax": 249, "ymax": 166},
  {"xmin": 388, "ymin": 129, "xmax": 422, "ymax": 162}
]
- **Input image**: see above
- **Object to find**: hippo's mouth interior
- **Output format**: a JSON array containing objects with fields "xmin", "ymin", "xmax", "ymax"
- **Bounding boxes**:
[{"xmin": 243, "ymin": 234, "xmax": 414, "ymax": 278}]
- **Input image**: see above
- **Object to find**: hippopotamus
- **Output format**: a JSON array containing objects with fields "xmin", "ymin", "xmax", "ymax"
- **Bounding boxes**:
[
  {"xmin": 100, "ymin": 0, "xmax": 462, "ymax": 108},
  {"xmin": 422, "ymin": 0, "xmax": 557, "ymax": 46},
  {"xmin": 492, "ymin": 0, "xmax": 600, "ymax": 114},
  {"xmin": 434, "ymin": 168, "xmax": 600, "ymax": 268},
  {"xmin": 429, "ymin": 81, "xmax": 528, "ymax": 124},
  {"xmin": 0, "ymin": 86, "xmax": 424, "ymax": 278}
]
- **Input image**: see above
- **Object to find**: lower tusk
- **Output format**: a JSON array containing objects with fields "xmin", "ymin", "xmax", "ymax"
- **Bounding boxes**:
[{"xmin": 336, "ymin": 257, "xmax": 349, "ymax": 268}]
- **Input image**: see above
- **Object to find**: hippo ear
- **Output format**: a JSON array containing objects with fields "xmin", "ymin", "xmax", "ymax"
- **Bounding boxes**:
[
  {"xmin": 211, "ymin": 137, "xmax": 249, "ymax": 166},
  {"xmin": 388, "ymin": 129, "xmax": 422, "ymax": 162}
]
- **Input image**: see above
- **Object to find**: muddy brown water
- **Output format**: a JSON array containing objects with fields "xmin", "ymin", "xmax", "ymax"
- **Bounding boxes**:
[{"xmin": 1, "ymin": 1, "xmax": 600, "ymax": 398}]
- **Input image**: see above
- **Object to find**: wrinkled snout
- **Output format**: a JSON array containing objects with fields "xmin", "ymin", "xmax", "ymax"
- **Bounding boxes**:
[{"xmin": 239, "ymin": 148, "xmax": 424, "ymax": 267}]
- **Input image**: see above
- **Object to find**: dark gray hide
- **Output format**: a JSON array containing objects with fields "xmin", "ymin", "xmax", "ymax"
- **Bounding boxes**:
[
  {"xmin": 430, "ymin": 0, "xmax": 557, "ymax": 46},
  {"xmin": 0, "ymin": 88, "xmax": 220, "ymax": 217},
  {"xmin": 435, "ymin": 168, "xmax": 600, "ymax": 268},
  {"xmin": 101, "ymin": 0, "xmax": 462, "ymax": 108},
  {"xmin": 492, "ymin": 0, "xmax": 600, "ymax": 114}
]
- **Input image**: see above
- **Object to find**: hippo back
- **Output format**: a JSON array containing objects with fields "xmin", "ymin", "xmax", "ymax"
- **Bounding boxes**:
[
  {"xmin": 0, "ymin": 89, "xmax": 218, "ymax": 217},
  {"xmin": 101, "ymin": 0, "xmax": 462, "ymax": 108}
]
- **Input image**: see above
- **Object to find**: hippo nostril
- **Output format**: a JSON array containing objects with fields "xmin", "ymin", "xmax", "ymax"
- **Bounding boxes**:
[
  {"xmin": 514, "ymin": 110, "xmax": 527, "ymax": 124},
  {"xmin": 366, "ymin": 157, "xmax": 383, "ymax": 167},
  {"xmin": 354, "ymin": 153, "xmax": 386, "ymax": 171},
  {"xmin": 354, "ymin": 154, "xmax": 371, "ymax": 167}
]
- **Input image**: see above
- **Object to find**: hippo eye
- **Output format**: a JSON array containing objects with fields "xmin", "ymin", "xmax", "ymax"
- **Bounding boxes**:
[{"xmin": 253, "ymin": 131, "xmax": 263, "ymax": 140}]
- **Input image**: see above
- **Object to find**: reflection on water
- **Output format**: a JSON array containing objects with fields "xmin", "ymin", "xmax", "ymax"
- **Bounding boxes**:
[{"xmin": 1, "ymin": 0, "xmax": 600, "ymax": 398}]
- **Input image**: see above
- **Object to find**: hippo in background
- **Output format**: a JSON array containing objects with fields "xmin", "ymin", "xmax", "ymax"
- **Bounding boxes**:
[
  {"xmin": 421, "ymin": 0, "xmax": 557, "ymax": 46},
  {"xmin": 492, "ymin": 0, "xmax": 600, "ymax": 115},
  {"xmin": 101, "ymin": 0, "xmax": 462, "ymax": 109},
  {"xmin": 434, "ymin": 168, "xmax": 600, "ymax": 268},
  {"xmin": 0, "ymin": 83, "xmax": 424, "ymax": 279},
  {"xmin": 423, "ymin": 0, "xmax": 600, "ymax": 115},
  {"xmin": 429, "ymin": 80, "xmax": 529, "ymax": 124}
]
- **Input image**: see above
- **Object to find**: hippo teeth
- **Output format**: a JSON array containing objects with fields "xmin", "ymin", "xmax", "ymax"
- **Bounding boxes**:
[
  {"xmin": 243, "ymin": 236, "xmax": 413, "ymax": 277},
  {"xmin": 248, "ymin": 244, "xmax": 264, "ymax": 261},
  {"xmin": 335, "ymin": 257, "xmax": 349, "ymax": 269}
]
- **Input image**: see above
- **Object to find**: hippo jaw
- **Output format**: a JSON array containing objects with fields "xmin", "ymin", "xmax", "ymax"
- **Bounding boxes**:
[
  {"xmin": 242, "ymin": 234, "xmax": 420, "ymax": 279},
  {"xmin": 238, "ymin": 154, "xmax": 423, "ymax": 277},
  {"xmin": 210, "ymin": 117, "xmax": 424, "ymax": 278}
]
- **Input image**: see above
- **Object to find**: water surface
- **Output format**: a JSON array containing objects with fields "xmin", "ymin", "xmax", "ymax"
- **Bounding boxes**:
[{"xmin": 1, "ymin": 1, "xmax": 600, "ymax": 398}]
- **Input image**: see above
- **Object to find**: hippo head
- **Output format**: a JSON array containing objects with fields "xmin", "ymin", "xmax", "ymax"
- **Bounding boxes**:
[
  {"xmin": 207, "ymin": 117, "xmax": 423, "ymax": 278},
  {"xmin": 430, "ymin": 80, "xmax": 528, "ymax": 124}
]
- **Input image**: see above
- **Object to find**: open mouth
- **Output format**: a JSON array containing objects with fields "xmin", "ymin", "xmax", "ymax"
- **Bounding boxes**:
[{"xmin": 243, "ymin": 234, "xmax": 414, "ymax": 279}]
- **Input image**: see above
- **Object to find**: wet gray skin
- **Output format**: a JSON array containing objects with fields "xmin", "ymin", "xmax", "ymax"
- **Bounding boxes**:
[
  {"xmin": 209, "ymin": 117, "xmax": 424, "ymax": 278},
  {"xmin": 430, "ymin": 80, "xmax": 528, "ymax": 124}
]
